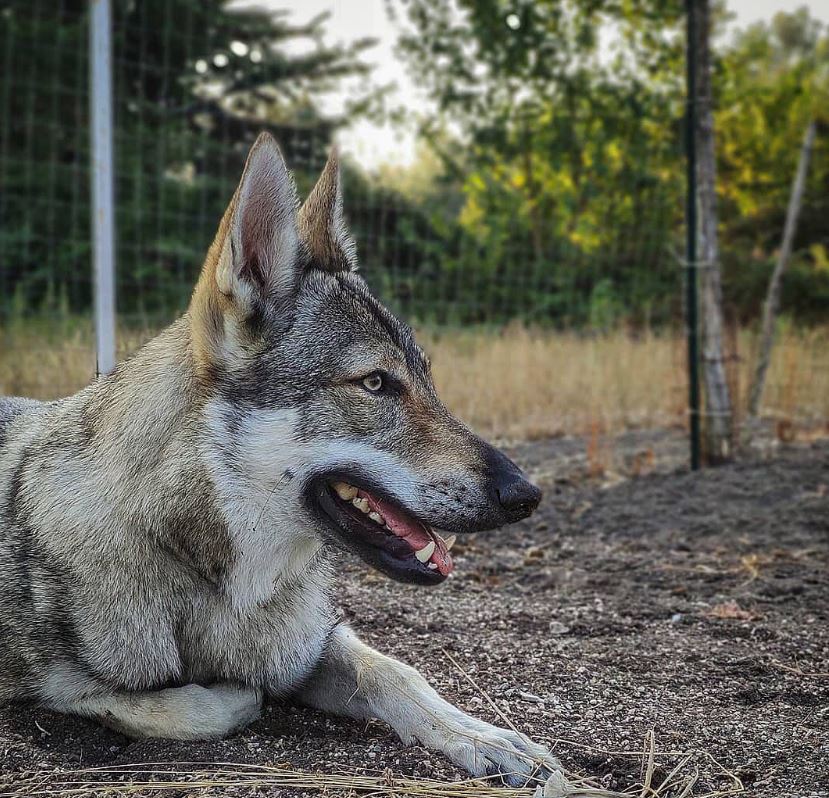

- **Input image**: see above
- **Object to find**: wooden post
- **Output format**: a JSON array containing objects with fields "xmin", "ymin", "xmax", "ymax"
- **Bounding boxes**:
[
  {"xmin": 685, "ymin": 0, "xmax": 701, "ymax": 470},
  {"xmin": 747, "ymin": 120, "xmax": 817, "ymax": 418},
  {"xmin": 694, "ymin": 0, "xmax": 733, "ymax": 464}
]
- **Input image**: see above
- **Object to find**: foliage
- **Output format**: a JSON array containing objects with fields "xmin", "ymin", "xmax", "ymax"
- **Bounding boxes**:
[
  {"xmin": 0, "ymin": 0, "xmax": 375, "ymax": 316},
  {"xmin": 716, "ymin": 7, "xmax": 829, "ymax": 324},
  {"xmin": 0, "ymin": 1, "xmax": 826, "ymax": 329},
  {"xmin": 389, "ymin": 0, "xmax": 828, "ymax": 325},
  {"xmin": 388, "ymin": 0, "xmax": 687, "ymax": 325}
]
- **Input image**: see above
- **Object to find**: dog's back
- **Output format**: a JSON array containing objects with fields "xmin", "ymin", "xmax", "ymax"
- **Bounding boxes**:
[{"xmin": 0, "ymin": 397, "xmax": 43, "ymax": 440}]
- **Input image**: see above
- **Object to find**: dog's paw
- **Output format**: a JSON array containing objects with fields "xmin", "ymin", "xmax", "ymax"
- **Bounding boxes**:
[
  {"xmin": 200, "ymin": 684, "xmax": 262, "ymax": 736},
  {"xmin": 436, "ymin": 716, "xmax": 562, "ymax": 787},
  {"xmin": 170, "ymin": 683, "xmax": 263, "ymax": 739}
]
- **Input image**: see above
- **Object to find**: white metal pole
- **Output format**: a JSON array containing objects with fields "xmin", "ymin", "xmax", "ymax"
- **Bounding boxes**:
[{"xmin": 89, "ymin": 0, "xmax": 116, "ymax": 376}]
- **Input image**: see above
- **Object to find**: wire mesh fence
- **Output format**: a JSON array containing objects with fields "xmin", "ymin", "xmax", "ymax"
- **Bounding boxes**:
[{"xmin": 0, "ymin": 1, "xmax": 827, "ymax": 451}]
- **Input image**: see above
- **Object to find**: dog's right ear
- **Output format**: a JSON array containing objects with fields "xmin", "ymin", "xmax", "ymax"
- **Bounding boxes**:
[
  {"xmin": 298, "ymin": 149, "xmax": 357, "ymax": 273},
  {"xmin": 215, "ymin": 132, "xmax": 300, "ymax": 310}
]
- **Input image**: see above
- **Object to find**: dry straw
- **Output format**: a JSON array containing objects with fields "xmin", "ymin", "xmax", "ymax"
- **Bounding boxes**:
[{"xmin": 0, "ymin": 740, "xmax": 746, "ymax": 798}]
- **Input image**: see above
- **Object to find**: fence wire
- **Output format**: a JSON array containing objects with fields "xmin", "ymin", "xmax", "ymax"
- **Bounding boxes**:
[{"xmin": 0, "ymin": 1, "xmax": 826, "ymax": 450}]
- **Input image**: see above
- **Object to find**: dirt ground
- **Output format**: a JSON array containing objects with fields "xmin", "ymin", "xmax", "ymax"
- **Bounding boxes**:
[{"xmin": 1, "ymin": 431, "xmax": 827, "ymax": 797}]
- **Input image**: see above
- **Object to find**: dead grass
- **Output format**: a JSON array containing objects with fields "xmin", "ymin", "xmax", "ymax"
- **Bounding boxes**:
[
  {"xmin": 1, "ymin": 318, "xmax": 827, "ymax": 441},
  {"xmin": 422, "ymin": 324, "xmax": 829, "ymax": 440},
  {"xmin": 0, "ymin": 744, "xmax": 747, "ymax": 798}
]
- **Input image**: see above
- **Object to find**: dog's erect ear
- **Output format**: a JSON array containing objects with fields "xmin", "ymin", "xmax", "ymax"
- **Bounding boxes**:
[
  {"xmin": 298, "ymin": 149, "xmax": 357, "ymax": 272},
  {"xmin": 216, "ymin": 132, "xmax": 300, "ymax": 306}
]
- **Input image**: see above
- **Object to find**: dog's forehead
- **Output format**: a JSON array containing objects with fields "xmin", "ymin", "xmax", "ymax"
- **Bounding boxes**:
[{"xmin": 292, "ymin": 271, "xmax": 430, "ymax": 376}]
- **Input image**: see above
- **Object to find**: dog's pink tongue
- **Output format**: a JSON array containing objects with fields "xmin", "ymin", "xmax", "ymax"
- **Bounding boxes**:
[{"xmin": 361, "ymin": 490, "xmax": 453, "ymax": 575}]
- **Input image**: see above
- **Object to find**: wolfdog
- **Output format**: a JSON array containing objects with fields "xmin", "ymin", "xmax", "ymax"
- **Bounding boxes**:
[{"xmin": 0, "ymin": 133, "xmax": 559, "ymax": 784}]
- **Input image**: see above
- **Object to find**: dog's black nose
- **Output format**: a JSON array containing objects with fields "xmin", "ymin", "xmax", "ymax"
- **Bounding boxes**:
[
  {"xmin": 495, "ymin": 473, "xmax": 542, "ymax": 523},
  {"xmin": 482, "ymin": 445, "xmax": 543, "ymax": 523}
]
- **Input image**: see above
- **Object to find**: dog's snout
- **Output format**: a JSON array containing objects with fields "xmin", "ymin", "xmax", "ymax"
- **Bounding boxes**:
[
  {"xmin": 494, "ymin": 473, "xmax": 542, "ymax": 523},
  {"xmin": 481, "ymin": 445, "xmax": 542, "ymax": 524}
]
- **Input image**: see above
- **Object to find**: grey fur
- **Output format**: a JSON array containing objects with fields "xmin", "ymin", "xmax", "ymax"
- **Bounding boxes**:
[{"xmin": 0, "ymin": 134, "xmax": 560, "ymax": 786}]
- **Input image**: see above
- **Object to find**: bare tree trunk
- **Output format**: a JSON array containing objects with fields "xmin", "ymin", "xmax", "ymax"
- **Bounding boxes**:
[
  {"xmin": 694, "ymin": 0, "xmax": 733, "ymax": 464},
  {"xmin": 747, "ymin": 119, "xmax": 816, "ymax": 418}
]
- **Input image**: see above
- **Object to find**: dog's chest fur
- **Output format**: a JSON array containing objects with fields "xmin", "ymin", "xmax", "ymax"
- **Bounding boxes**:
[{"xmin": 174, "ymin": 561, "xmax": 336, "ymax": 691}]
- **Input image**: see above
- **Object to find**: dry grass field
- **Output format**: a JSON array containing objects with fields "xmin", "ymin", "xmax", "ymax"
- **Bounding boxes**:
[{"xmin": 1, "ymin": 317, "xmax": 827, "ymax": 441}]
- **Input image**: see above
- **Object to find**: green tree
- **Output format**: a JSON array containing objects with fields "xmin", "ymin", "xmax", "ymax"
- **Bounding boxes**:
[
  {"xmin": 389, "ymin": 0, "xmax": 688, "ymax": 325},
  {"xmin": 0, "ymin": 1, "xmax": 376, "ymax": 317},
  {"xmin": 715, "ymin": 7, "xmax": 829, "ymax": 323},
  {"xmin": 386, "ymin": 0, "xmax": 828, "ymax": 326}
]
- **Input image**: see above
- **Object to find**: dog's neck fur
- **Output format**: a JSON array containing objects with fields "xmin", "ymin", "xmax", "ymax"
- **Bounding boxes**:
[{"xmin": 61, "ymin": 307, "xmax": 322, "ymax": 609}]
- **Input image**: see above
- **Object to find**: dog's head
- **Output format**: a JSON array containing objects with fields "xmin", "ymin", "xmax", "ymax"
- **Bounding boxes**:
[{"xmin": 191, "ymin": 133, "xmax": 541, "ymax": 586}]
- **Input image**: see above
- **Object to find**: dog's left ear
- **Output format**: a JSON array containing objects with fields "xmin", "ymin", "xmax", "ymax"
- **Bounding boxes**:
[{"xmin": 298, "ymin": 149, "xmax": 357, "ymax": 272}]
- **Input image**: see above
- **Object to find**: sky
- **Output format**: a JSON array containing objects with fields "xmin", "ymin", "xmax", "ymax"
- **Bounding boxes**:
[{"xmin": 260, "ymin": 0, "xmax": 829, "ymax": 169}]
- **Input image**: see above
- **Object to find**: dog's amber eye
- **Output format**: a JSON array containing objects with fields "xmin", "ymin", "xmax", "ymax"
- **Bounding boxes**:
[{"xmin": 361, "ymin": 373, "xmax": 384, "ymax": 393}]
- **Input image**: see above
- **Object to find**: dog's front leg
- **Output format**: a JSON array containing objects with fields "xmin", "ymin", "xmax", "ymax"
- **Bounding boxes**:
[{"xmin": 297, "ymin": 624, "xmax": 560, "ymax": 786}]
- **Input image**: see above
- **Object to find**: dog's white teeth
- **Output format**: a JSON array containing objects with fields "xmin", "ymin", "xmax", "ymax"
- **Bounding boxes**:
[
  {"xmin": 334, "ymin": 482, "xmax": 358, "ymax": 501},
  {"xmin": 427, "ymin": 562, "xmax": 438, "ymax": 570},
  {"xmin": 415, "ymin": 540, "xmax": 436, "ymax": 563},
  {"xmin": 444, "ymin": 534, "xmax": 457, "ymax": 551},
  {"xmin": 349, "ymin": 495, "xmax": 385, "ymax": 525},
  {"xmin": 352, "ymin": 497, "xmax": 370, "ymax": 513}
]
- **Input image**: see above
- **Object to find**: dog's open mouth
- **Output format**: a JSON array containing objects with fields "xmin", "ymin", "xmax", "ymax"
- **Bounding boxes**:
[{"xmin": 315, "ymin": 479, "xmax": 456, "ymax": 585}]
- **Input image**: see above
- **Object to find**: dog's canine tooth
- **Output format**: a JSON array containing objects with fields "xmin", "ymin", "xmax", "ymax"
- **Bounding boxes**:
[
  {"xmin": 427, "ymin": 562, "xmax": 438, "ymax": 570},
  {"xmin": 352, "ymin": 497, "xmax": 370, "ymax": 513},
  {"xmin": 368, "ymin": 511, "xmax": 383, "ymax": 524},
  {"xmin": 334, "ymin": 482, "xmax": 358, "ymax": 501},
  {"xmin": 414, "ymin": 540, "xmax": 436, "ymax": 563},
  {"xmin": 444, "ymin": 534, "xmax": 457, "ymax": 551}
]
